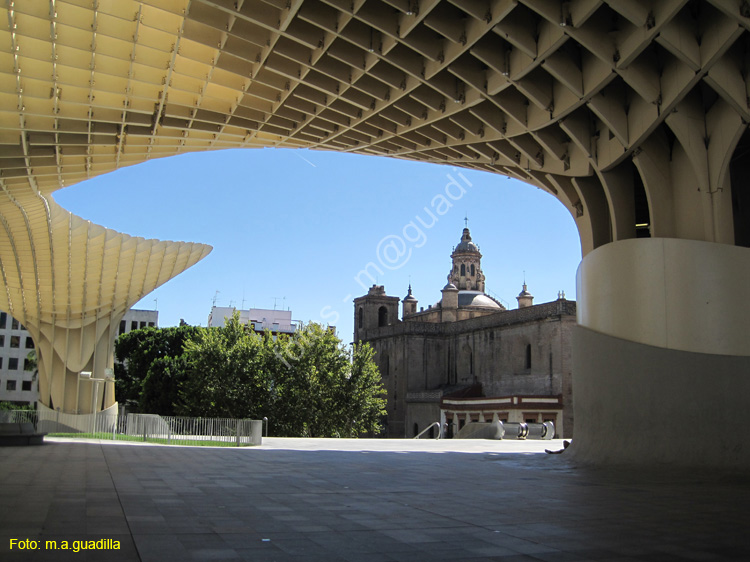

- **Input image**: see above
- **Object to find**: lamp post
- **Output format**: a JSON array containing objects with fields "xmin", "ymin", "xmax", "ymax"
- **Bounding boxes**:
[{"xmin": 79, "ymin": 371, "xmax": 109, "ymax": 434}]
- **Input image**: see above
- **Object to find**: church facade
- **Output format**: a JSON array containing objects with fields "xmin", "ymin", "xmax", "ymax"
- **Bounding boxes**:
[{"xmin": 354, "ymin": 228, "xmax": 576, "ymax": 439}]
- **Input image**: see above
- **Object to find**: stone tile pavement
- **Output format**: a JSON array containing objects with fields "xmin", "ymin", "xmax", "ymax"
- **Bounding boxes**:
[{"xmin": 1, "ymin": 437, "xmax": 749, "ymax": 561}]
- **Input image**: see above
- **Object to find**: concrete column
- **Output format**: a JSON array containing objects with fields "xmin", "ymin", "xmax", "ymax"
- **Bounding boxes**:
[{"xmin": 570, "ymin": 238, "xmax": 750, "ymax": 467}]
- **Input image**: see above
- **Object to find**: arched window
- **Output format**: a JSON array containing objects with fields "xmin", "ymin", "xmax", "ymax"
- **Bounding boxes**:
[
  {"xmin": 378, "ymin": 306, "xmax": 388, "ymax": 327},
  {"xmin": 460, "ymin": 263, "xmax": 466, "ymax": 276},
  {"xmin": 357, "ymin": 307, "xmax": 363, "ymax": 329},
  {"xmin": 525, "ymin": 344, "xmax": 532, "ymax": 369},
  {"xmin": 471, "ymin": 264, "xmax": 475, "ymax": 276}
]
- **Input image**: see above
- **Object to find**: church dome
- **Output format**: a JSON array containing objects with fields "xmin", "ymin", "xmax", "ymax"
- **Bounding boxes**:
[
  {"xmin": 457, "ymin": 291, "xmax": 503, "ymax": 309},
  {"xmin": 453, "ymin": 228, "xmax": 480, "ymax": 253},
  {"xmin": 518, "ymin": 285, "xmax": 533, "ymax": 298},
  {"xmin": 403, "ymin": 285, "xmax": 417, "ymax": 302}
]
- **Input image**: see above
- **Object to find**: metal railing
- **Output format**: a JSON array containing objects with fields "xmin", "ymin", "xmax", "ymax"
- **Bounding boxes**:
[
  {"xmin": 413, "ymin": 421, "xmax": 441, "ymax": 439},
  {"xmin": 0, "ymin": 410, "xmax": 262, "ymax": 447},
  {"xmin": 126, "ymin": 414, "xmax": 262, "ymax": 446}
]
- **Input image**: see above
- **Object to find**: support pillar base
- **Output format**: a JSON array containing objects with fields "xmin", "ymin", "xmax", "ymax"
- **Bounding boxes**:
[{"xmin": 570, "ymin": 326, "xmax": 750, "ymax": 467}]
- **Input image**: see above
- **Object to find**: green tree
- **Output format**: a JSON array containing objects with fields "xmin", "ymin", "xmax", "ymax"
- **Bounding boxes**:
[
  {"xmin": 269, "ymin": 324, "xmax": 386, "ymax": 437},
  {"xmin": 24, "ymin": 349, "xmax": 37, "ymax": 372},
  {"xmin": 139, "ymin": 355, "xmax": 190, "ymax": 415},
  {"xmin": 114, "ymin": 324, "xmax": 200, "ymax": 413},
  {"xmin": 178, "ymin": 313, "xmax": 270, "ymax": 419},
  {"xmin": 113, "ymin": 315, "xmax": 387, "ymax": 437},
  {"xmin": 345, "ymin": 342, "xmax": 388, "ymax": 436}
]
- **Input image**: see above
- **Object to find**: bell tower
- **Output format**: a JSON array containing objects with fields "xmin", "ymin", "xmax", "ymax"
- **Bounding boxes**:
[
  {"xmin": 448, "ymin": 226, "xmax": 486, "ymax": 292},
  {"xmin": 353, "ymin": 285, "xmax": 400, "ymax": 342}
]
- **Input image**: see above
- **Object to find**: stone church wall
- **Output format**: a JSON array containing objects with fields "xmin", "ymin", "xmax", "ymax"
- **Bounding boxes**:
[{"xmin": 361, "ymin": 301, "xmax": 575, "ymax": 438}]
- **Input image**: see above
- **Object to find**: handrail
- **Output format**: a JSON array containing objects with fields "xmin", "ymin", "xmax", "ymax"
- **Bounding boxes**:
[{"xmin": 413, "ymin": 421, "xmax": 441, "ymax": 439}]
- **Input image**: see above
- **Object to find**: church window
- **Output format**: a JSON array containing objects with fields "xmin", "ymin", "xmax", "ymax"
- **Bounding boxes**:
[
  {"xmin": 378, "ymin": 306, "xmax": 388, "ymax": 327},
  {"xmin": 525, "ymin": 344, "xmax": 532, "ymax": 369},
  {"xmin": 471, "ymin": 264, "xmax": 475, "ymax": 276},
  {"xmin": 357, "ymin": 307, "xmax": 363, "ymax": 329},
  {"xmin": 460, "ymin": 264, "xmax": 465, "ymax": 276}
]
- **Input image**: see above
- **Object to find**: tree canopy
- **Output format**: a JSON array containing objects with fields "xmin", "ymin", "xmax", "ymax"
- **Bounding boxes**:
[{"xmin": 114, "ymin": 315, "xmax": 386, "ymax": 437}]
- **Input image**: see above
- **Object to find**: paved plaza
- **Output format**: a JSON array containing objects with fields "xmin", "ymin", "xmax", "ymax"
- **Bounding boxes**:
[{"xmin": 1, "ymin": 437, "xmax": 749, "ymax": 561}]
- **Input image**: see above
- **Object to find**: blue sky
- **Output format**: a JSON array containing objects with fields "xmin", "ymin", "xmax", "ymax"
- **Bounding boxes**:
[{"xmin": 55, "ymin": 148, "xmax": 582, "ymax": 342}]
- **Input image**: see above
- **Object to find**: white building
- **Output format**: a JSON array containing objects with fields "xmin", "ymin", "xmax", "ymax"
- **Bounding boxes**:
[
  {"xmin": 208, "ymin": 306, "xmax": 298, "ymax": 335},
  {"xmin": 117, "ymin": 309, "xmax": 159, "ymax": 338},
  {"xmin": 0, "ymin": 308, "xmax": 158, "ymax": 406},
  {"xmin": 0, "ymin": 312, "xmax": 37, "ymax": 406}
]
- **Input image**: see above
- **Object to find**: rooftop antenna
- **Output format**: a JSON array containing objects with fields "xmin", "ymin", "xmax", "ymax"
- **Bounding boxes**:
[
  {"xmin": 153, "ymin": 298, "xmax": 157, "ymax": 311},
  {"xmin": 212, "ymin": 290, "xmax": 220, "ymax": 307},
  {"xmin": 241, "ymin": 290, "xmax": 246, "ymax": 310}
]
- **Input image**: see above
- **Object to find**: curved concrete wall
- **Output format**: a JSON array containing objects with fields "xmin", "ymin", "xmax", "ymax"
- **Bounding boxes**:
[
  {"xmin": 573, "ymin": 238, "xmax": 750, "ymax": 467},
  {"xmin": 576, "ymin": 238, "xmax": 750, "ymax": 356},
  {"xmin": 570, "ymin": 326, "xmax": 750, "ymax": 468}
]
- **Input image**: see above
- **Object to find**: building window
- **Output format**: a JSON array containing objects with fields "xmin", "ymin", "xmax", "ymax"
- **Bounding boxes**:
[
  {"xmin": 9, "ymin": 357, "xmax": 18, "ymax": 370},
  {"xmin": 140, "ymin": 321, "xmax": 147, "ymax": 329},
  {"xmin": 10, "ymin": 336, "xmax": 19, "ymax": 348},
  {"xmin": 22, "ymin": 380, "xmax": 31, "ymax": 391},
  {"xmin": 525, "ymin": 344, "xmax": 532, "ymax": 369},
  {"xmin": 0, "ymin": 357, "xmax": 3, "ymax": 369},
  {"xmin": 357, "ymin": 307, "xmax": 363, "ymax": 329},
  {"xmin": 460, "ymin": 263, "xmax": 465, "ymax": 276},
  {"xmin": 11, "ymin": 318, "xmax": 19, "ymax": 330},
  {"xmin": 378, "ymin": 306, "xmax": 388, "ymax": 327},
  {"xmin": 148, "ymin": 322, "xmax": 155, "ymax": 327},
  {"xmin": 131, "ymin": 321, "xmax": 138, "ymax": 331},
  {"xmin": 119, "ymin": 320, "xmax": 126, "ymax": 335},
  {"xmin": 0, "ymin": 312, "xmax": 6, "ymax": 328},
  {"xmin": 6, "ymin": 380, "xmax": 16, "ymax": 391},
  {"xmin": 23, "ymin": 358, "xmax": 33, "ymax": 371},
  {"xmin": 471, "ymin": 264, "xmax": 475, "ymax": 276},
  {"xmin": 0, "ymin": 335, "xmax": 4, "ymax": 347},
  {"xmin": 25, "ymin": 337, "xmax": 34, "ymax": 349}
]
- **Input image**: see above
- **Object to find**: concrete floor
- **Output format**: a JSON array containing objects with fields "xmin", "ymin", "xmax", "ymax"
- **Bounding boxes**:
[{"xmin": 1, "ymin": 437, "xmax": 749, "ymax": 561}]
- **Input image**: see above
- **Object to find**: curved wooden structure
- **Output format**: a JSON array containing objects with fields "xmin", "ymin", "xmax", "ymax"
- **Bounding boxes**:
[{"xmin": 2, "ymin": 1, "xmax": 749, "ymax": 464}]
